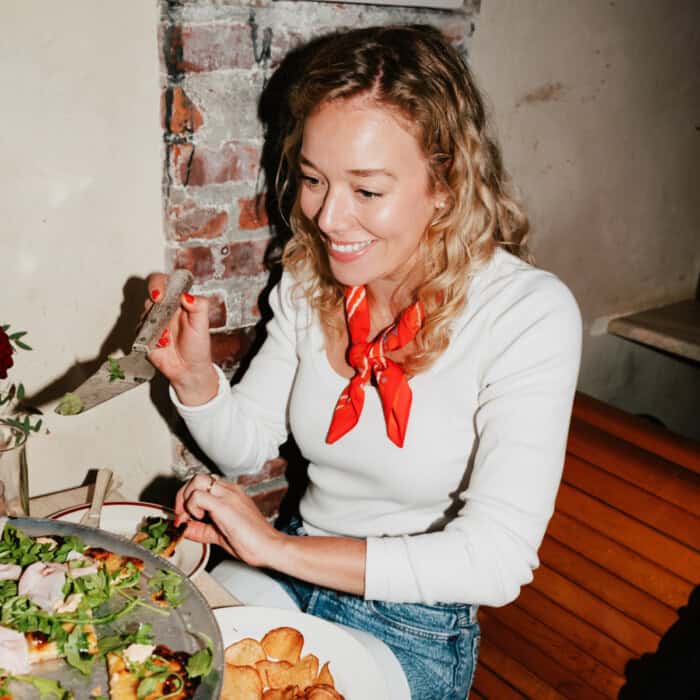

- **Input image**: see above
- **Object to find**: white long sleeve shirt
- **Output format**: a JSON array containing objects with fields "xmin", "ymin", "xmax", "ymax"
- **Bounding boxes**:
[{"xmin": 172, "ymin": 248, "xmax": 582, "ymax": 607}]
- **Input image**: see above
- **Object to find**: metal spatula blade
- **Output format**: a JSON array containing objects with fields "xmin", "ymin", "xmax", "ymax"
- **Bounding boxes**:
[{"xmin": 58, "ymin": 270, "xmax": 194, "ymax": 414}]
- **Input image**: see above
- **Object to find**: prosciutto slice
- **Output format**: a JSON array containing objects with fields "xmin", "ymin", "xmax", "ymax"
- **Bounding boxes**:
[
  {"xmin": 65, "ymin": 551, "xmax": 99, "ymax": 578},
  {"xmin": 0, "ymin": 625, "xmax": 30, "ymax": 675},
  {"xmin": 0, "ymin": 563, "xmax": 22, "ymax": 581},
  {"xmin": 18, "ymin": 561, "xmax": 67, "ymax": 612},
  {"xmin": 68, "ymin": 561, "xmax": 99, "ymax": 578}
]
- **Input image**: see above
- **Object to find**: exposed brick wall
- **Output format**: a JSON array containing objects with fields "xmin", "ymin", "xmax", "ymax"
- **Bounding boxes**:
[{"xmin": 160, "ymin": 0, "xmax": 479, "ymax": 516}]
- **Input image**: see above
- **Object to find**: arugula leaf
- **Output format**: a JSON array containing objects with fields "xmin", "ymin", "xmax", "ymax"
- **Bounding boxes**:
[
  {"xmin": 62, "ymin": 625, "xmax": 95, "ymax": 675},
  {"xmin": 186, "ymin": 633, "xmax": 213, "ymax": 679},
  {"xmin": 0, "ymin": 527, "xmax": 83, "ymax": 568},
  {"xmin": 10, "ymin": 674, "xmax": 72, "ymax": 699},
  {"xmin": 137, "ymin": 518, "xmax": 172, "ymax": 555},
  {"xmin": 97, "ymin": 622, "xmax": 154, "ymax": 656},
  {"xmin": 55, "ymin": 392, "xmax": 84, "ymax": 416},
  {"xmin": 107, "ymin": 357, "xmax": 125, "ymax": 382},
  {"xmin": 137, "ymin": 674, "xmax": 163, "ymax": 699},
  {"xmin": 134, "ymin": 661, "xmax": 184, "ymax": 700},
  {"xmin": 111, "ymin": 560, "xmax": 142, "ymax": 590},
  {"xmin": 52, "ymin": 536, "xmax": 85, "ymax": 563},
  {"xmin": 0, "ymin": 579, "xmax": 17, "ymax": 604},
  {"xmin": 148, "ymin": 569, "xmax": 185, "ymax": 608}
]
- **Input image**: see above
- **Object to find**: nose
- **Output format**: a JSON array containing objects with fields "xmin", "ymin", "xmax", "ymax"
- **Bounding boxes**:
[{"xmin": 316, "ymin": 186, "xmax": 352, "ymax": 236}]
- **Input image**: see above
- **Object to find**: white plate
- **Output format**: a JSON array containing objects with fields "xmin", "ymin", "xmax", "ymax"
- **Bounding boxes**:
[
  {"xmin": 215, "ymin": 606, "xmax": 389, "ymax": 700},
  {"xmin": 48, "ymin": 501, "xmax": 209, "ymax": 579}
]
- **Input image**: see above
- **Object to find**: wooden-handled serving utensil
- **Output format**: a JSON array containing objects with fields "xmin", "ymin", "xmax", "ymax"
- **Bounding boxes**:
[{"xmin": 56, "ymin": 270, "xmax": 193, "ymax": 414}]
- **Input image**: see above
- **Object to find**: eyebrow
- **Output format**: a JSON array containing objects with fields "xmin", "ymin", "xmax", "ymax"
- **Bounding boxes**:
[{"xmin": 299, "ymin": 155, "xmax": 396, "ymax": 180}]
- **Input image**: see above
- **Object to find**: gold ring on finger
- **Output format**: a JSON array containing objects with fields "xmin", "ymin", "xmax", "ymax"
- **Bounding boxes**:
[{"xmin": 206, "ymin": 474, "xmax": 218, "ymax": 494}]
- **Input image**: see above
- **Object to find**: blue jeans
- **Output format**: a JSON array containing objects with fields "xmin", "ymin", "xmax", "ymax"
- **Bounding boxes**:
[{"xmin": 273, "ymin": 517, "xmax": 480, "ymax": 700}]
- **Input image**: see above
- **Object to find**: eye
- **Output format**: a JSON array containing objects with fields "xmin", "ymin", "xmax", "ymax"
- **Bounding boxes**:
[
  {"xmin": 356, "ymin": 189, "xmax": 382, "ymax": 199},
  {"xmin": 300, "ymin": 173, "xmax": 322, "ymax": 188}
]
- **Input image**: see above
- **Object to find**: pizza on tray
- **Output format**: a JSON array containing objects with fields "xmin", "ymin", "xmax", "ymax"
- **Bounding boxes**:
[
  {"xmin": 131, "ymin": 517, "xmax": 187, "ymax": 559},
  {"xmin": 0, "ymin": 518, "xmax": 212, "ymax": 700}
]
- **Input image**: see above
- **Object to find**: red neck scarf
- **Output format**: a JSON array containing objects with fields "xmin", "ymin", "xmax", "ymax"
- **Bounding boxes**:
[{"xmin": 326, "ymin": 286, "xmax": 425, "ymax": 448}]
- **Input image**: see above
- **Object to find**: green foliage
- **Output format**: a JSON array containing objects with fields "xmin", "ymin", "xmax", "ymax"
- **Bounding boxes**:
[
  {"xmin": 107, "ymin": 357, "xmax": 125, "ymax": 382},
  {"xmin": 8, "ymin": 674, "xmax": 72, "ymax": 699},
  {"xmin": 0, "ymin": 323, "xmax": 42, "ymax": 433},
  {"xmin": 186, "ymin": 633, "xmax": 213, "ymax": 679},
  {"xmin": 55, "ymin": 392, "xmax": 84, "ymax": 416},
  {"xmin": 136, "ymin": 518, "xmax": 173, "ymax": 555},
  {"xmin": 148, "ymin": 569, "xmax": 185, "ymax": 608}
]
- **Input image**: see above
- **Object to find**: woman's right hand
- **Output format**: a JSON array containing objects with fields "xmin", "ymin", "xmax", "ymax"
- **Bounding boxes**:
[{"xmin": 146, "ymin": 272, "xmax": 219, "ymax": 406}]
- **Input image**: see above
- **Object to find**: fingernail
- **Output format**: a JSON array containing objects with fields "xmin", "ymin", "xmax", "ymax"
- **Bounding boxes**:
[
  {"xmin": 157, "ymin": 329, "xmax": 170, "ymax": 348},
  {"xmin": 183, "ymin": 293, "xmax": 194, "ymax": 304},
  {"xmin": 151, "ymin": 289, "xmax": 161, "ymax": 301}
]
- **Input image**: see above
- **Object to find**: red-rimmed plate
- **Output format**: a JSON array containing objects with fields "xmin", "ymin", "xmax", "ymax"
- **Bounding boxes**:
[{"xmin": 48, "ymin": 501, "xmax": 209, "ymax": 579}]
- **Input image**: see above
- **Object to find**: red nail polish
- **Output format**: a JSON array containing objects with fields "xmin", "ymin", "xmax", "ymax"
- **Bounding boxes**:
[
  {"xmin": 151, "ymin": 289, "xmax": 161, "ymax": 301},
  {"xmin": 183, "ymin": 293, "xmax": 194, "ymax": 304},
  {"xmin": 157, "ymin": 330, "xmax": 170, "ymax": 348}
]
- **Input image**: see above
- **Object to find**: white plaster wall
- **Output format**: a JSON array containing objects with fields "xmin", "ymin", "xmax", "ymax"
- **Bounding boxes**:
[
  {"xmin": 471, "ymin": 0, "xmax": 700, "ymax": 439},
  {"xmin": 0, "ymin": 2, "xmax": 175, "ymax": 498}
]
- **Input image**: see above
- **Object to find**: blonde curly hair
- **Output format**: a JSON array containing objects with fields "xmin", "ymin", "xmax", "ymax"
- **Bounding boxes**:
[{"xmin": 277, "ymin": 25, "xmax": 530, "ymax": 374}]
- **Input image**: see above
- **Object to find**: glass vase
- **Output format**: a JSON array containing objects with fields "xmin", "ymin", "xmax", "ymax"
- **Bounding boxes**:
[{"xmin": 0, "ymin": 418, "xmax": 29, "ymax": 517}]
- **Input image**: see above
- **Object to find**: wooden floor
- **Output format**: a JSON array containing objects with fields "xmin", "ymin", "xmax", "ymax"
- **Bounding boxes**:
[{"xmin": 470, "ymin": 393, "xmax": 700, "ymax": 699}]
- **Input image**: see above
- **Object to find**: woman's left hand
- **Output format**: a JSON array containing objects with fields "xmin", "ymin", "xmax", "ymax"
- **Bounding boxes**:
[{"xmin": 174, "ymin": 473, "xmax": 284, "ymax": 568}]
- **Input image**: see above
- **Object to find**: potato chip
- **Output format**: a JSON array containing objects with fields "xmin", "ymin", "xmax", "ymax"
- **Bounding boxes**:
[
  {"xmin": 227, "ymin": 624, "xmax": 344, "ymax": 699},
  {"xmin": 261, "ymin": 626, "xmax": 304, "ymax": 664},
  {"xmin": 262, "ymin": 687, "xmax": 301, "ymax": 700},
  {"xmin": 315, "ymin": 661, "xmax": 334, "ymax": 688},
  {"xmin": 256, "ymin": 659, "xmax": 293, "ymax": 687},
  {"xmin": 304, "ymin": 685, "xmax": 344, "ymax": 700},
  {"xmin": 225, "ymin": 637, "xmax": 267, "ymax": 667},
  {"xmin": 221, "ymin": 663, "xmax": 263, "ymax": 700},
  {"xmin": 268, "ymin": 653, "xmax": 319, "ymax": 691}
]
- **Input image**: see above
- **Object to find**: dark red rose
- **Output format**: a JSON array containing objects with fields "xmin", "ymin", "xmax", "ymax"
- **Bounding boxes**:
[{"xmin": 0, "ymin": 327, "xmax": 13, "ymax": 380}]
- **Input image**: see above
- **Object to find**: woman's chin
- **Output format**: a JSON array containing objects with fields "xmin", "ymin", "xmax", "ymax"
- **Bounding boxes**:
[{"xmin": 328, "ymin": 261, "xmax": 374, "ymax": 288}]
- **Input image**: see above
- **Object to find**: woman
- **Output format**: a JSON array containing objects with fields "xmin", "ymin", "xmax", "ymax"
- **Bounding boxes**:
[{"xmin": 149, "ymin": 25, "xmax": 582, "ymax": 699}]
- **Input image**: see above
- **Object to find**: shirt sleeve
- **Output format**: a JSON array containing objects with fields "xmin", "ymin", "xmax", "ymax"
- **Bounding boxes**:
[
  {"xmin": 170, "ymin": 273, "xmax": 300, "ymax": 478},
  {"xmin": 364, "ymin": 273, "xmax": 582, "ymax": 606}
]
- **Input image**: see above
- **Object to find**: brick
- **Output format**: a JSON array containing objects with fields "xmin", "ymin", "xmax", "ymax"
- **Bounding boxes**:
[
  {"xmin": 238, "ymin": 194, "xmax": 268, "ymax": 230},
  {"xmin": 238, "ymin": 457, "xmax": 287, "ymax": 486},
  {"xmin": 163, "ymin": 86, "xmax": 204, "ymax": 134},
  {"xmin": 169, "ymin": 202, "xmax": 228, "ymax": 242},
  {"xmin": 205, "ymin": 291, "xmax": 227, "ymax": 329},
  {"xmin": 239, "ymin": 279, "xmax": 265, "ymax": 325},
  {"xmin": 210, "ymin": 327, "xmax": 255, "ymax": 369},
  {"xmin": 169, "ymin": 143, "xmax": 194, "ymax": 185},
  {"xmin": 183, "ymin": 73, "xmax": 261, "ymax": 142},
  {"xmin": 269, "ymin": 29, "xmax": 307, "ymax": 69},
  {"xmin": 169, "ymin": 141, "xmax": 259, "ymax": 186},
  {"xmin": 175, "ymin": 246, "xmax": 215, "ymax": 281},
  {"xmin": 174, "ymin": 238, "xmax": 269, "ymax": 283},
  {"xmin": 222, "ymin": 238, "xmax": 269, "ymax": 278},
  {"xmin": 178, "ymin": 24, "xmax": 255, "ymax": 72}
]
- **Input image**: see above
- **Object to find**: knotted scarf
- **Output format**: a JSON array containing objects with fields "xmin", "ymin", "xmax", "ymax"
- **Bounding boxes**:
[{"xmin": 326, "ymin": 286, "xmax": 425, "ymax": 448}]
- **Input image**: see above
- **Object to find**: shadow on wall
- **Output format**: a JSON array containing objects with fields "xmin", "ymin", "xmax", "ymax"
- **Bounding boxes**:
[
  {"xmin": 620, "ymin": 584, "xmax": 700, "ymax": 700},
  {"xmin": 24, "ymin": 277, "xmax": 162, "ymax": 413}
]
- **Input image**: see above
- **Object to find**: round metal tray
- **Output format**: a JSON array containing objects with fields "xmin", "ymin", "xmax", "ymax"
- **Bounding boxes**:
[{"xmin": 5, "ymin": 517, "xmax": 223, "ymax": 699}]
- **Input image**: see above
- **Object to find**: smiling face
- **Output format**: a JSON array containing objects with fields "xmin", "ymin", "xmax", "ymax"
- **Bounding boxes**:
[{"xmin": 298, "ymin": 96, "xmax": 443, "ymax": 295}]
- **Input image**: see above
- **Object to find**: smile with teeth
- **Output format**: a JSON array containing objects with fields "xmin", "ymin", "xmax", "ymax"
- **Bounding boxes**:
[{"xmin": 328, "ymin": 239, "xmax": 374, "ymax": 253}]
